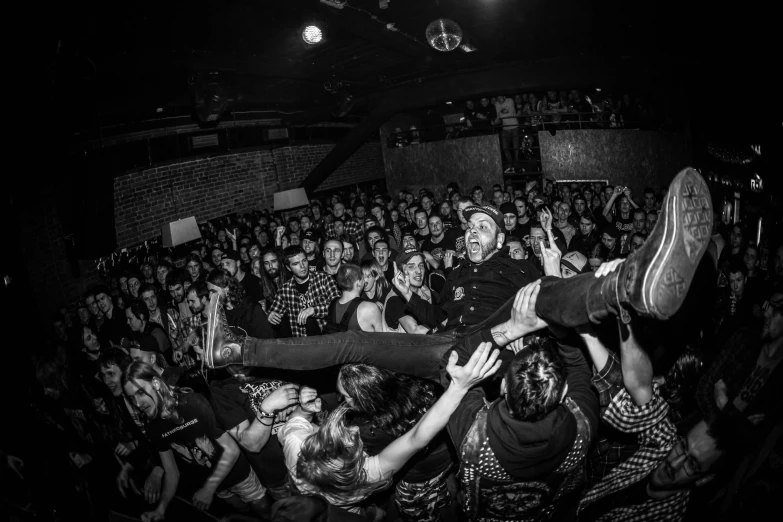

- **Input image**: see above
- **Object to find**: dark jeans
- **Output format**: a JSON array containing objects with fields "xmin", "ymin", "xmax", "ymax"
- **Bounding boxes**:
[
  {"xmin": 501, "ymin": 127, "xmax": 520, "ymax": 162},
  {"xmin": 242, "ymin": 274, "xmax": 601, "ymax": 377}
]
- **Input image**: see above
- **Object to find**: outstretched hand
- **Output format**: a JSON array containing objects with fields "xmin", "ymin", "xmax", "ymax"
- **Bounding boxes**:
[
  {"xmin": 595, "ymin": 258, "xmax": 624, "ymax": 278},
  {"xmin": 497, "ymin": 280, "xmax": 547, "ymax": 343},
  {"xmin": 446, "ymin": 342, "xmax": 502, "ymax": 391}
]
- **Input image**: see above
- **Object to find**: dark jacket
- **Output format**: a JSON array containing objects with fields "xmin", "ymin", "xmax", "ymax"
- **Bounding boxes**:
[{"xmin": 226, "ymin": 297, "xmax": 275, "ymax": 339}]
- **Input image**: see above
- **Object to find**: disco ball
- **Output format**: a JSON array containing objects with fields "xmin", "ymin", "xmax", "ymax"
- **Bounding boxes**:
[
  {"xmin": 302, "ymin": 25, "xmax": 323, "ymax": 45},
  {"xmin": 425, "ymin": 18, "xmax": 463, "ymax": 52}
]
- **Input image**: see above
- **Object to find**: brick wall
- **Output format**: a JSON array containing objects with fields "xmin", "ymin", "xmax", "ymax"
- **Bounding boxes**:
[{"xmin": 114, "ymin": 141, "xmax": 384, "ymax": 248}]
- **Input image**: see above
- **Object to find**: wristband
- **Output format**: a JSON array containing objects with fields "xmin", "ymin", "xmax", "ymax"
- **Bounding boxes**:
[{"xmin": 256, "ymin": 408, "xmax": 275, "ymax": 419}]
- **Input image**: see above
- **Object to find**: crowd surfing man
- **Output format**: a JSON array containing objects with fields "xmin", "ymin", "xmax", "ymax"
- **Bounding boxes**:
[{"xmin": 199, "ymin": 168, "xmax": 718, "ymax": 521}]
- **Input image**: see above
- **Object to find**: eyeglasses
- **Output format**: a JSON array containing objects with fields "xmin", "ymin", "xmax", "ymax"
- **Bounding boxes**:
[{"xmin": 671, "ymin": 437, "xmax": 701, "ymax": 477}]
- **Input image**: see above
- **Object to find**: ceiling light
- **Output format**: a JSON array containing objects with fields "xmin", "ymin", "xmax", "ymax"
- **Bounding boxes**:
[
  {"xmin": 445, "ymin": 101, "xmax": 452, "ymax": 105},
  {"xmin": 459, "ymin": 42, "xmax": 477, "ymax": 53},
  {"xmin": 425, "ymin": 19, "xmax": 463, "ymax": 52},
  {"xmin": 595, "ymin": 87, "xmax": 602, "ymax": 91},
  {"xmin": 302, "ymin": 25, "xmax": 323, "ymax": 45}
]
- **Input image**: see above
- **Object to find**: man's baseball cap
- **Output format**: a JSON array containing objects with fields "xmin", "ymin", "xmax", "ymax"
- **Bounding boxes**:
[
  {"xmin": 302, "ymin": 230, "xmax": 322, "ymax": 243},
  {"xmin": 221, "ymin": 250, "xmax": 241, "ymax": 262},
  {"xmin": 463, "ymin": 205, "xmax": 504, "ymax": 230},
  {"xmin": 396, "ymin": 247, "xmax": 424, "ymax": 269},
  {"xmin": 499, "ymin": 202, "xmax": 517, "ymax": 216},
  {"xmin": 560, "ymin": 251, "xmax": 590, "ymax": 275}
]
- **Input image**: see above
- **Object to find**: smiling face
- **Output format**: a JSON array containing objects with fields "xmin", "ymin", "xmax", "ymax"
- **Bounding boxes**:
[
  {"xmin": 403, "ymin": 255, "xmax": 426, "ymax": 289},
  {"xmin": 123, "ymin": 378, "xmax": 160, "ymax": 420},
  {"xmin": 465, "ymin": 213, "xmax": 503, "ymax": 263}
]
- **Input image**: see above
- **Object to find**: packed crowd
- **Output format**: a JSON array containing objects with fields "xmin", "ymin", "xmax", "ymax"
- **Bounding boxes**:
[
  {"xmin": 390, "ymin": 90, "xmax": 657, "ymax": 173},
  {"xmin": 13, "ymin": 169, "xmax": 783, "ymax": 522}
]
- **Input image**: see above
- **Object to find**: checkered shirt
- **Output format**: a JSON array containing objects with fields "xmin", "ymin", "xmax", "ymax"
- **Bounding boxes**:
[
  {"xmin": 269, "ymin": 272, "xmax": 340, "ymax": 337},
  {"xmin": 325, "ymin": 217, "xmax": 363, "ymax": 243},
  {"xmin": 578, "ymin": 385, "xmax": 689, "ymax": 521}
]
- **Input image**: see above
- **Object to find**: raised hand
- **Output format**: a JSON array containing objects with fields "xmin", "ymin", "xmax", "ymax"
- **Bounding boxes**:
[
  {"xmin": 260, "ymin": 383, "xmax": 300, "ymax": 414},
  {"xmin": 446, "ymin": 342, "xmax": 502, "ymax": 391},
  {"xmin": 540, "ymin": 245, "xmax": 562, "ymax": 277},
  {"xmin": 299, "ymin": 386, "xmax": 322, "ymax": 414},
  {"xmin": 595, "ymin": 258, "xmax": 624, "ymax": 278},
  {"xmin": 392, "ymin": 271, "xmax": 413, "ymax": 300}
]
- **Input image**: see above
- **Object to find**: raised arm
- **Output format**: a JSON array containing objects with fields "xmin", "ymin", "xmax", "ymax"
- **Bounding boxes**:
[
  {"xmin": 603, "ymin": 186, "xmax": 622, "ymax": 219},
  {"xmin": 377, "ymin": 343, "xmax": 501, "ymax": 475},
  {"xmin": 617, "ymin": 321, "xmax": 653, "ymax": 406}
]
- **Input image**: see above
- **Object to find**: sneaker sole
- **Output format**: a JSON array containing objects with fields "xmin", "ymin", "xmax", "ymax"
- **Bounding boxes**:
[{"xmin": 642, "ymin": 168, "xmax": 712, "ymax": 319}]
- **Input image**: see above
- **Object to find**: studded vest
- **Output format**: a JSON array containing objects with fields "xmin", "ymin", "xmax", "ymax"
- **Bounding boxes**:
[{"xmin": 459, "ymin": 398, "xmax": 591, "ymax": 522}]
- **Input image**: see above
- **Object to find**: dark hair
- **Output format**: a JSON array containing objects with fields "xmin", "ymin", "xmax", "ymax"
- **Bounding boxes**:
[
  {"xmin": 127, "ymin": 299, "xmax": 150, "ymax": 323},
  {"xmin": 579, "ymin": 212, "xmax": 597, "ymax": 225},
  {"xmin": 185, "ymin": 253, "xmax": 203, "ymax": 265},
  {"xmin": 187, "ymin": 281, "xmax": 209, "ymax": 302},
  {"xmin": 166, "ymin": 269, "xmax": 189, "ymax": 289},
  {"xmin": 659, "ymin": 351, "xmax": 702, "ymax": 424},
  {"xmin": 727, "ymin": 260, "xmax": 748, "ymax": 277},
  {"xmin": 336, "ymin": 263, "xmax": 363, "ymax": 292},
  {"xmin": 156, "ymin": 260, "xmax": 172, "ymax": 272},
  {"xmin": 93, "ymin": 284, "xmax": 111, "ymax": 299},
  {"xmin": 505, "ymin": 339, "xmax": 565, "ymax": 421},
  {"xmin": 122, "ymin": 360, "xmax": 186, "ymax": 423},
  {"xmin": 207, "ymin": 269, "xmax": 245, "ymax": 308},
  {"xmin": 98, "ymin": 347, "xmax": 132, "ymax": 372},
  {"xmin": 282, "ymin": 246, "xmax": 306, "ymax": 266},
  {"xmin": 588, "ymin": 242, "xmax": 610, "ymax": 261},
  {"xmin": 338, "ymin": 364, "xmax": 436, "ymax": 437},
  {"xmin": 138, "ymin": 283, "xmax": 158, "ymax": 297},
  {"xmin": 644, "ymin": 187, "xmax": 655, "ymax": 196},
  {"xmin": 364, "ymin": 226, "xmax": 388, "ymax": 252}
]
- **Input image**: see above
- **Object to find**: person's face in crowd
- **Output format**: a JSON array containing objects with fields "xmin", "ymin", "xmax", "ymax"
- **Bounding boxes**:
[
  {"xmin": 169, "ymin": 283, "xmax": 185, "ymax": 304},
  {"xmin": 544, "ymin": 183, "xmax": 553, "ymax": 196},
  {"xmin": 402, "ymin": 235, "xmax": 417, "ymax": 251},
  {"xmin": 503, "ymin": 213, "xmax": 517, "ymax": 231},
  {"xmin": 207, "ymin": 282, "xmax": 227, "ymax": 304},
  {"xmin": 288, "ymin": 233, "xmax": 300, "ymax": 246},
  {"xmin": 480, "ymin": 97, "xmax": 489, "ymax": 107},
  {"xmin": 119, "ymin": 276, "xmax": 129, "ymax": 295},
  {"xmin": 248, "ymin": 245, "xmax": 262, "ymax": 260},
  {"xmin": 729, "ymin": 271, "xmax": 746, "ymax": 297},
  {"xmin": 141, "ymin": 264, "xmax": 153, "ymax": 280},
  {"xmin": 355, "ymin": 205, "xmax": 366, "ymax": 220},
  {"xmin": 561, "ymin": 186, "xmax": 571, "ymax": 199},
  {"xmin": 508, "ymin": 241, "xmax": 525, "ymax": 260},
  {"xmin": 646, "ymin": 212, "xmax": 658, "ymax": 233},
  {"xmin": 492, "ymin": 191, "xmax": 504, "ymax": 207},
  {"xmin": 420, "ymin": 196, "xmax": 433, "ymax": 212},
  {"xmin": 100, "ymin": 364, "xmax": 123, "ymax": 397},
  {"xmin": 439, "ymin": 202, "xmax": 451, "ymax": 218},
  {"xmin": 574, "ymin": 198, "xmax": 585, "ymax": 215},
  {"xmin": 312, "ymin": 206, "xmax": 321, "ymax": 220},
  {"xmin": 96, "ymin": 292, "xmax": 113, "ymax": 314},
  {"xmin": 547, "ymin": 90, "xmax": 557, "ymax": 101},
  {"xmin": 212, "ymin": 249, "xmax": 224, "ymax": 267},
  {"xmin": 473, "ymin": 189, "xmax": 484, "ymax": 203},
  {"xmin": 367, "ymin": 231, "xmax": 382, "ymax": 250},
  {"xmin": 429, "ymin": 216, "xmax": 444, "ymax": 237},
  {"xmin": 465, "ymin": 100, "xmax": 474, "ymax": 110},
  {"xmin": 263, "ymin": 253, "xmax": 280, "ymax": 278},
  {"xmin": 451, "ymin": 192, "xmax": 461, "ymax": 205},
  {"xmin": 363, "ymin": 270, "xmax": 378, "ymax": 295},
  {"xmin": 125, "ymin": 307, "xmax": 145, "ymax": 332},
  {"xmin": 330, "ymin": 195, "xmax": 340, "ymax": 206},
  {"xmin": 604, "ymin": 186, "xmax": 614, "ymax": 201},
  {"xmin": 390, "ymin": 209, "xmax": 400, "ymax": 222},
  {"xmin": 457, "ymin": 201, "xmax": 472, "ymax": 226},
  {"xmin": 730, "ymin": 226, "xmax": 743, "ymax": 249},
  {"xmin": 123, "ymin": 378, "xmax": 161, "ymax": 420},
  {"xmin": 341, "ymin": 241, "xmax": 354, "ymax": 263},
  {"xmin": 82, "ymin": 327, "xmax": 101, "ymax": 354},
  {"xmin": 333, "ymin": 220, "xmax": 345, "ymax": 237},
  {"xmin": 644, "ymin": 191, "xmax": 656, "ymax": 209},
  {"xmin": 630, "ymin": 235, "xmax": 646, "ymax": 254},
  {"xmin": 289, "ymin": 220, "xmax": 301, "ymax": 234},
  {"xmin": 323, "ymin": 241, "xmax": 343, "ymax": 268},
  {"xmin": 300, "ymin": 216, "xmax": 312, "ymax": 232},
  {"xmin": 588, "ymin": 257, "xmax": 603, "ymax": 272},
  {"xmin": 592, "ymin": 196, "xmax": 602, "ymax": 210},
  {"xmin": 529, "ymin": 227, "xmax": 547, "ymax": 257},
  {"xmin": 649, "ymin": 420, "xmax": 723, "ymax": 494},
  {"xmin": 558, "ymin": 203, "xmax": 571, "ymax": 223},
  {"xmin": 140, "ymin": 290, "xmax": 158, "ymax": 313},
  {"xmin": 579, "ymin": 217, "xmax": 594, "ymax": 237},
  {"xmin": 744, "ymin": 246, "xmax": 759, "ymax": 273},
  {"xmin": 156, "ymin": 266, "xmax": 168, "ymax": 287},
  {"xmin": 373, "ymin": 241, "xmax": 390, "ymax": 267},
  {"xmin": 602, "ymin": 232, "xmax": 617, "ymax": 251},
  {"xmin": 583, "ymin": 188, "xmax": 593, "ymax": 202},
  {"xmin": 77, "ymin": 306, "xmax": 91, "ymax": 325},
  {"xmin": 514, "ymin": 199, "xmax": 527, "ymax": 218},
  {"xmin": 405, "ymin": 193, "xmax": 414, "ymax": 206},
  {"xmin": 371, "ymin": 206, "xmax": 384, "ymax": 222},
  {"xmin": 258, "ymin": 231, "xmax": 270, "ymax": 246},
  {"xmin": 86, "ymin": 295, "xmax": 100, "ymax": 317},
  {"xmin": 415, "ymin": 212, "xmax": 429, "ymax": 230},
  {"xmin": 302, "ymin": 239, "xmax": 317, "ymax": 255},
  {"xmin": 217, "ymin": 229, "xmax": 227, "ymax": 243},
  {"xmin": 466, "ymin": 213, "xmax": 503, "ymax": 263},
  {"xmin": 186, "ymin": 260, "xmax": 201, "ymax": 281},
  {"xmin": 333, "ymin": 203, "xmax": 346, "ymax": 219},
  {"xmin": 221, "ymin": 258, "xmax": 239, "ymax": 277},
  {"xmin": 239, "ymin": 246, "xmax": 250, "ymax": 264},
  {"xmin": 403, "ymin": 255, "xmax": 426, "ymax": 289},
  {"xmin": 129, "ymin": 346, "xmax": 157, "ymax": 367},
  {"xmin": 128, "ymin": 277, "xmax": 141, "ymax": 298},
  {"xmin": 762, "ymin": 293, "xmax": 783, "ymax": 341},
  {"xmin": 287, "ymin": 253, "xmax": 309, "ymax": 280},
  {"xmin": 497, "ymin": 95, "xmax": 506, "ymax": 104},
  {"xmin": 187, "ymin": 290, "xmax": 204, "ymax": 315},
  {"xmin": 633, "ymin": 211, "xmax": 647, "ymax": 233},
  {"xmin": 619, "ymin": 196, "xmax": 631, "ymax": 215},
  {"xmin": 254, "ymin": 225, "xmax": 263, "ymax": 239},
  {"xmin": 250, "ymin": 259, "xmax": 262, "ymax": 278},
  {"xmin": 397, "ymin": 201, "xmax": 408, "ymax": 216}
]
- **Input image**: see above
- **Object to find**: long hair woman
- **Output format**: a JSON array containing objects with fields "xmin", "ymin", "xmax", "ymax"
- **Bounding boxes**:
[
  {"xmin": 337, "ymin": 364, "xmax": 455, "ymax": 522},
  {"xmin": 360, "ymin": 259, "xmax": 389, "ymax": 304},
  {"xmin": 278, "ymin": 343, "xmax": 501, "ymax": 516}
]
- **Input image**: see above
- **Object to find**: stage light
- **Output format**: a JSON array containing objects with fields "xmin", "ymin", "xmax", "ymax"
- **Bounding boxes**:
[{"xmin": 302, "ymin": 25, "xmax": 323, "ymax": 44}]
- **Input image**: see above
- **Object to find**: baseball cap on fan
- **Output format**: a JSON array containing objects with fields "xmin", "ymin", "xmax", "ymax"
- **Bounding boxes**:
[{"xmin": 463, "ymin": 205, "xmax": 505, "ymax": 230}]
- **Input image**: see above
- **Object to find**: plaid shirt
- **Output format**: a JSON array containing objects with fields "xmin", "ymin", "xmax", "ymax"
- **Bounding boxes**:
[
  {"xmin": 325, "ymin": 217, "xmax": 363, "ymax": 243},
  {"xmin": 269, "ymin": 272, "xmax": 340, "ymax": 337},
  {"xmin": 578, "ymin": 384, "xmax": 689, "ymax": 521}
]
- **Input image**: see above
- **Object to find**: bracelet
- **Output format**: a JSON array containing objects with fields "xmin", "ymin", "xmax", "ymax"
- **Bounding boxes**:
[{"xmin": 256, "ymin": 407, "xmax": 275, "ymax": 419}]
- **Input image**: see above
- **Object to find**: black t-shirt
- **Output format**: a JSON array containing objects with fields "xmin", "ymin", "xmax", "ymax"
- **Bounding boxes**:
[
  {"xmin": 384, "ymin": 291, "xmax": 408, "ymax": 329},
  {"xmin": 444, "ymin": 227, "xmax": 466, "ymax": 256},
  {"xmin": 420, "ymin": 235, "xmax": 449, "ymax": 261},
  {"xmin": 294, "ymin": 278, "xmax": 310, "ymax": 296},
  {"xmin": 609, "ymin": 214, "xmax": 634, "ymax": 253},
  {"xmin": 239, "ymin": 272, "xmax": 263, "ymax": 303},
  {"xmin": 414, "ymin": 229, "xmax": 431, "ymax": 246},
  {"xmin": 146, "ymin": 393, "xmax": 249, "ymax": 491},
  {"xmin": 226, "ymin": 299, "xmax": 275, "ymax": 339},
  {"xmin": 210, "ymin": 377, "xmax": 289, "ymax": 487},
  {"xmin": 475, "ymin": 104, "xmax": 497, "ymax": 126}
]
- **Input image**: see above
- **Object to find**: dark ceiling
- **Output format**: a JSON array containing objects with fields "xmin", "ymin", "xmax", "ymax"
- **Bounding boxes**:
[{"xmin": 38, "ymin": 0, "xmax": 766, "ymax": 140}]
